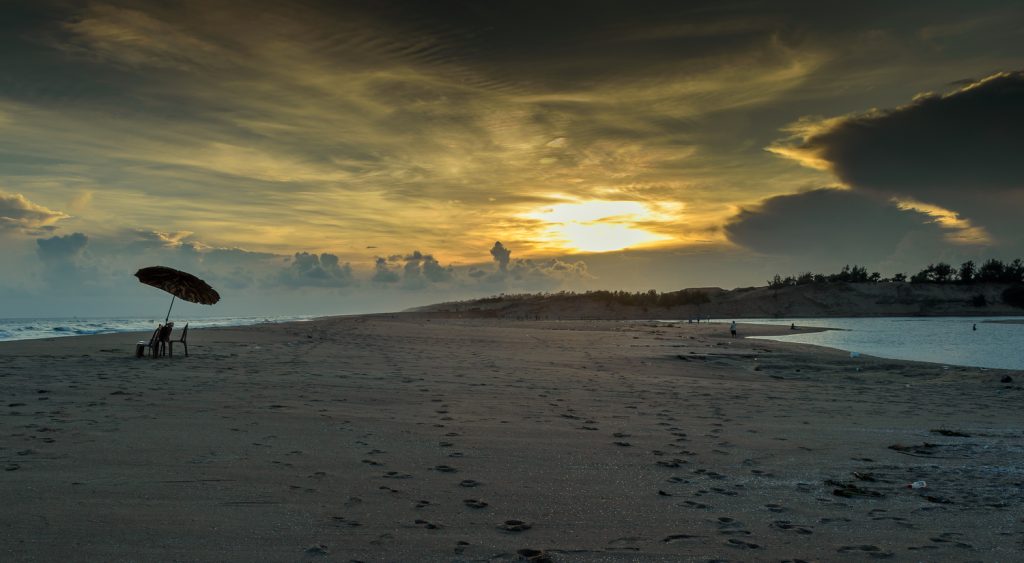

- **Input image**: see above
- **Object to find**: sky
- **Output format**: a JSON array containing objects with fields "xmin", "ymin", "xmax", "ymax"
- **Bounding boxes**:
[{"xmin": 2, "ymin": 0, "xmax": 1023, "ymax": 318}]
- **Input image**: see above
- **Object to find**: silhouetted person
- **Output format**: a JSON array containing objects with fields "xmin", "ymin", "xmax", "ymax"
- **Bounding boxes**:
[
  {"xmin": 790, "ymin": 322, "xmax": 796, "ymax": 330},
  {"xmin": 973, "ymin": 323, "xmax": 977, "ymax": 331},
  {"xmin": 730, "ymin": 321, "xmax": 737, "ymax": 338}
]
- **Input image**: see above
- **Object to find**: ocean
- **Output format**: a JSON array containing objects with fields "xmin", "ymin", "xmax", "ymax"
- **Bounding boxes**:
[
  {"xmin": 0, "ymin": 315, "xmax": 316, "ymax": 343},
  {"xmin": 745, "ymin": 316, "xmax": 1024, "ymax": 370}
]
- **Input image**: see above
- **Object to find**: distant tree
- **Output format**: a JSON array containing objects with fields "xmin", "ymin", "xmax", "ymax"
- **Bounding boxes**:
[
  {"xmin": 892, "ymin": 272, "xmax": 907, "ymax": 282},
  {"xmin": 910, "ymin": 264, "xmax": 933, "ymax": 283},
  {"xmin": 978, "ymin": 259, "xmax": 1006, "ymax": 282},
  {"xmin": 958, "ymin": 260, "xmax": 976, "ymax": 284},
  {"xmin": 932, "ymin": 262, "xmax": 954, "ymax": 283},
  {"xmin": 1008, "ymin": 259, "xmax": 1024, "ymax": 283},
  {"xmin": 869, "ymin": 271, "xmax": 882, "ymax": 282},
  {"xmin": 911, "ymin": 262, "xmax": 954, "ymax": 283}
]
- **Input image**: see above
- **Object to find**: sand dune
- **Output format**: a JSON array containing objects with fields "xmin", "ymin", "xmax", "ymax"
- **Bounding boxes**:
[
  {"xmin": 415, "ymin": 282, "xmax": 1024, "ymax": 319},
  {"xmin": 1, "ymin": 317, "xmax": 1022, "ymax": 561}
]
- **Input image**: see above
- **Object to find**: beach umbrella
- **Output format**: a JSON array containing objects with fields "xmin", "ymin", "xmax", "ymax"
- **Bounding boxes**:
[{"xmin": 134, "ymin": 266, "xmax": 220, "ymax": 323}]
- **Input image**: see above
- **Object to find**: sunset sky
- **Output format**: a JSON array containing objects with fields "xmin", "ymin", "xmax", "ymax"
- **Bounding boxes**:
[{"xmin": 2, "ymin": 1, "xmax": 1023, "ymax": 317}]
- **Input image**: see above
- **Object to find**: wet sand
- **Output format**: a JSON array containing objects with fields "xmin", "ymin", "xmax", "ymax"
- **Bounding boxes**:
[{"xmin": 1, "ymin": 316, "xmax": 1022, "ymax": 561}]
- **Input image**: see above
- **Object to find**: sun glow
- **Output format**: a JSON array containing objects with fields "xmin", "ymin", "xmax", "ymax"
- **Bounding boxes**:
[{"xmin": 524, "ymin": 199, "xmax": 676, "ymax": 253}]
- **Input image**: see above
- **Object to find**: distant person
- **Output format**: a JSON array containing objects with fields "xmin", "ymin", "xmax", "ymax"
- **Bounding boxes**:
[
  {"xmin": 973, "ymin": 323, "xmax": 977, "ymax": 331},
  {"xmin": 790, "ymin": 322, "xmax": 796, "ymax": 330},
  {"xmin": 730, "ymin": 321, "xmax": 737, "ymax": 338}
]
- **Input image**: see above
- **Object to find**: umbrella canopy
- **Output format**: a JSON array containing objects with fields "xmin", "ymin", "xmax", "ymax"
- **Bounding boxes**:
[
  {"xmin": 135, "ymin": 266, "xmax": 221, "ymax": 305},
  {"xmin": 135, "ymin": 266, "xmax": 220, "ymax": 323}
]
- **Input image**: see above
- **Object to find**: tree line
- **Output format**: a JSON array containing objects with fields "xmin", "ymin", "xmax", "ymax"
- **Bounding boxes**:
[
  {"xmin": 475, "ymin": 289, "xmax": 711, "ymax": 309},
  {"xmin": 768, "ymin": 258, "xmax": 1024, "ymax": 288}
]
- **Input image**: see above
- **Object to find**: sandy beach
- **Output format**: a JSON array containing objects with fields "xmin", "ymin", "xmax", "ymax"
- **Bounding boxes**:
[{"xmin": 1, "ymin": 316, "xmax": 1022, "ymax": 562}]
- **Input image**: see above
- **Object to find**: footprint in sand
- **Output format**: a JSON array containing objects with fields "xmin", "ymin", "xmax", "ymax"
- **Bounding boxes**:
[
  {"xmin": 459, "ymin": 479, "xmax": 481, "ymax": 488},
  {"xmin": 772, "ymin": 520, "xmax": 813, "ymax": 534},
  {"xmin": 432, "ymin": 464, "xmax": 458, "ymax": 473},
  {"xmin": 304, "ymin": 544, "xmax": 329, "ymax": 556},
  {"xmin": 655, "ymin": 459, "xmax": 687, "ymax": 468},
  {"xmin": 725, "ymin": 538, "xmax": 760, "ymax": 549},
  {"xmin": 837, "ymin": 545, "xmax": 893, "ymax": 558},
  {"xmin": 414, "ymin": 500, "xmax": 431, "ymax": 508},
  {"xmin": 329, "ymin": 516, "xmax": 360, "ymax": 527},
  {"xmin": 382, "ymin": 471, "xmax": 412, "ymax": 479},
  {"xmin": 662, "ymin": 534, "xmax": 702, "ymax": 543},
  {"xmin": 497, "ymin": 520, "xmax": 532, "ymax": 532},
  {"xmin": 516, "ymin": 548, "xmax": 552, "ymax": 562},
  {"xmin": 463, "ymin": 499, "xmax": 488, "ymax": 509},
  {"xmin": 414, "ymin": 518, "xmax": 441, "ymax": 530}
]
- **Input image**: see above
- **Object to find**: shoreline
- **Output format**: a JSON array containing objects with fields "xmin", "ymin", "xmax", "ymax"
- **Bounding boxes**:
[
  {"xmin": 1, "ymin": 316, "xmax": 1021, "ymax": 560},
  {"xmin": 8, "ymin": 314, "xmax": 1017, "ymax": 372}
]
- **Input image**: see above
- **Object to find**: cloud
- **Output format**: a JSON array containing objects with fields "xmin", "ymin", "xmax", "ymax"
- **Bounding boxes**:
[
  {"xmin": 403, "ymin": 250, "xmax": 454, "ymax": 286},
  {"xmin": 59, "ymin": 4, "xmax": 227, "ymax": 70},
  {"xmin": 35, "ymin": 232, "xmax": 93, "ymax": 287},
  {"xmin": 724, "ymin": 188, "xmax": 956, "ymax": 264},
  {"xmin": 507, "ymin": 257, "xmax": 591, "ymax": 284},
  {"xmin": 0, "ymin": 191, "xmax": 70, "ymax": 234},
  {"xmin": 278, "ymin": 252, "xmax": 354, "ymax": 288},
  {"xmin": 769, "ymin": 71, "xmax": 1024, "ymax": 247},
  {"xmin": 127, "ymin": 229, "xmax": 195, "ymax": 249},
  {"xmin": 480, "ymin": 240, "xmax": 591, "ymax": 290},
  {"xmin": 372, "ymin": 256, "xmax": 400, "ymax": 283},
  {"xmin": 489, "ymin": 241, "xmax": 511, "ymax": 272},
  {"xmin": 36, "ymin": 232, "xmax": 88, "ymax": 262}
]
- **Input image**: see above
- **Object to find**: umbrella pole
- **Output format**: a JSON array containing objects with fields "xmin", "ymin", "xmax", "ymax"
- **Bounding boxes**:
[{"xmin": 165, "ymin": 295, "xmax": 176, "ymax": 324}]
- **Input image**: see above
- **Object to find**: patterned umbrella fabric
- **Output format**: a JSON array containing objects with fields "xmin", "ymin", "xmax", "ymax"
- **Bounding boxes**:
[{"xmin": 135, "ymin": 266, "xmax": 220, "ymax": 305}]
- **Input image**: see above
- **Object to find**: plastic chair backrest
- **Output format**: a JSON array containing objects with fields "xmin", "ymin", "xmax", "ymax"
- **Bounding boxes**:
[{"xmin": 148, "ymin": 326, "xmax": 162, "ymax": 345}]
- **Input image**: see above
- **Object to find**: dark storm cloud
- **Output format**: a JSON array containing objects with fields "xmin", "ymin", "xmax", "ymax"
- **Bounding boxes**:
[
  {"xmin": 773, "ymin": 71, "xmax": 1024, "ymax": 197},
  {"xmin": 770, "ymin": 71, "xmax": 1024, "ymax": 247},
  {"xmin": 724, "ymin": 189, "xmax": 951, "ymax": 262}
]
